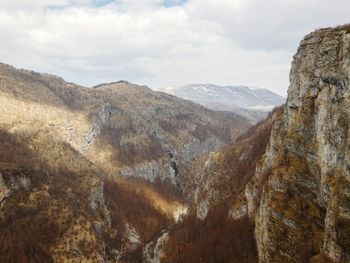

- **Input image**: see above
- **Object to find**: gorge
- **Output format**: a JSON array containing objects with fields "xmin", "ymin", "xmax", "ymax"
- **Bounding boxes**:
[{"xmin": 1, "ymin": 24, "xmax": 350, "ymax": 263}]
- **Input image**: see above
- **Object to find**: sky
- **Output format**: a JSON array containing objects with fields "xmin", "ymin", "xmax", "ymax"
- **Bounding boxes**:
[{"xmin": 0, "ymin": 1, "xmax": 350, "ymax": 96}]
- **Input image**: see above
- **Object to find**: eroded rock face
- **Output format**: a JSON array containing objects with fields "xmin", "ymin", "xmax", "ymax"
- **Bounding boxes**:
[
  {"xmin": 80, "ymin": 103, "xmax": 112, "ymax": 154},
  {"xmin": 254, "ymin": 27, "xmax": 350, "ymax": 263},
  {"xmin": 194, "ymin": 109, "xmax": 277, "ymax": 221},
  {"xmin": 0, "ymin": 173, "xmax": 11, "ymax": 205},
  {"xmin": 195, "ymin": 152, "xmax": 229, "ymax": 220}
]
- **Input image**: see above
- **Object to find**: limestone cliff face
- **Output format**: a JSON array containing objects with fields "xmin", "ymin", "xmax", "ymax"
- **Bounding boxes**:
[
  {"xmin": 194, "ymin": 108, "xmax": 277, "ymax": 221},
  {"xmin": 186, "ymin": 25, "xmax": 350, "ymax": 263},
  {"xmin": 253, "ymin": 26, "xmax": 350, "ymax": 263}
]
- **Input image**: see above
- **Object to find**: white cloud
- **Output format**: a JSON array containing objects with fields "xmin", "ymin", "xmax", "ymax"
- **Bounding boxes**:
[
  {"xmin": 0, "ymin": 0, "xmax": 349, "ymax": 96},
  {"xmin": 0, "ymin": 0, "xmax": 70, "ymax": 10}
]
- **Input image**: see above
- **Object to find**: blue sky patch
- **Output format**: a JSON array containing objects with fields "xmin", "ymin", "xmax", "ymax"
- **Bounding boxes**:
[
  {"xmin": 93, "ymin": 0, "xmax": 115, "ymax": 7},
  {"xmin": 162, "ymin": 0, "xmax": 187, "ymax": 8}
]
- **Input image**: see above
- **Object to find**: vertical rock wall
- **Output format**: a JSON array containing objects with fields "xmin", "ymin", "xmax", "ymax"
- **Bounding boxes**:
[{"xmin": 254, "ymin": 27, "xmax": 350, "ymax": 263}]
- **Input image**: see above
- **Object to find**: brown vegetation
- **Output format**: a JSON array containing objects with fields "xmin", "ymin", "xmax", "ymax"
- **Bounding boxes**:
[
  {"xmin": 99, "ymin": 124, "xmax": 167, "ymax": 166},
  {"xmin": 0, "ymin": 129, "xmax": 108, "ymax": 262},
  {"xmin": 104, "ymin": 178, "xmax": 179, "ymax": 242},
  {"xmin": 0, "ymin": 131, "xmax": 56, "ymax": 262},
  {"xmin": 103, "ymin": 176, "xmax": 184, "ymax": 261},
  {"xmin": 164, "ymin": 205, "xmax": 257, "ymax": 263},
  {"xmin": 163, "ymin": 107, "xmax": 283, "ymax": 263},
  {"xmin": 335, "ymin": 23, "xmax": 350, "ymax": 32},
  {"xmin": 0, "ymin": 62, "xmax": 253, "ymax": 262},
  {"xmin": 162, "ymin": 106, "xmax": 284, "ymax": 263}
]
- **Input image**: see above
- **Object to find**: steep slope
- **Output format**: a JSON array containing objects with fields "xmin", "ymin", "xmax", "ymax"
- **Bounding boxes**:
[
  {"xmin": 195, "ymin": 107, "xmax": 281, "ymax": 221},
  {"xmin": 0, "ymin": 63, "xmax": 250, "ymax": 262},
  {"xmin": 0, "ymin": 64, "xmax": 249, "ymax": 193},
  {"xmin": 161, "ymin": 107, "xmax": 281, "ymax": 263},
  {"xmin": 251, "ymin": 25, "xmax": 350, "ymax": 263},
  {"xmin": 163, "ymin": 25, "xmax": 350, "ymax": 263},
  {"xmin": 0, "ymin": 121, "xmax": 111, "ymax": 262}
]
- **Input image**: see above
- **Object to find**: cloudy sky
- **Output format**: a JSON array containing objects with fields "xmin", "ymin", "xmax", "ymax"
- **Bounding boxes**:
[{"xmin": 1, "ymin": 0, "xmax": 350, "ymax": 95}]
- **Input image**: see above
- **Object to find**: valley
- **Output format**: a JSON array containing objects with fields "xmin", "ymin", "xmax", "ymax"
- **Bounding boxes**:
[{"xmin": 1, "ymin": 24, "xmax": 350, "ymax": 263}]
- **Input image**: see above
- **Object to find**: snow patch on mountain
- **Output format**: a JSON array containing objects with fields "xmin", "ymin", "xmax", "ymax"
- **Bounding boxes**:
[{"xmin": 160, "ymin": 84, "xmax": 285, "ymax": 113}]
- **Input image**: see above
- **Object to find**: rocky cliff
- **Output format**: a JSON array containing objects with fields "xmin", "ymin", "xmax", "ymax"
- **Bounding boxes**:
[
  {"xmin": 184, "ymin": 25, "xmax": 350, "ymax": 263},
  {"xmin": 252, "ymin": 25, "xmax": 350, "ymax": 263}
]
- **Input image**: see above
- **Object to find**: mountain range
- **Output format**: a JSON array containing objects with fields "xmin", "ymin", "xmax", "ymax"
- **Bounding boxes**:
[
  {"xmin": 0, "ymin": 62, "xmax": 249, "ymax": 262},
  {"xmin": 160, "ymin": 84, "xmax": 285, "ymax": 123},
  {"xmin": 1, "ymin": 24, "xmax": 350, "ymax": 263}
]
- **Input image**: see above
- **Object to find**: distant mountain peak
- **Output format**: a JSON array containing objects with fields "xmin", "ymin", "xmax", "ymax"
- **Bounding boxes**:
[
  {"xmin": 161, "ymin": 84, "xmax": 285, "ymax": 114},
  {"xmin": 156, "ymin": 84, "xmax": 285, "ymax": 124}
]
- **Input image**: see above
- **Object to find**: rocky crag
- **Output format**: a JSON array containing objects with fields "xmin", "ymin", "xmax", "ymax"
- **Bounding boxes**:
[
  {"xmin": 252, "ymin": 25, "xmax": 350, "ymax": 263},
  {"xmin": 182, "ymin": 25, "xmax": 350, "ymax": 263}
]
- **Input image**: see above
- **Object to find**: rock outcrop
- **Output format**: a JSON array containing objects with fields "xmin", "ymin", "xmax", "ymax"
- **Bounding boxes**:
[
  {"xmin": 253, "ymin": 26, "xmax": 350, "ymax": 263},
  {"xmin": 169, "ymin": 25, "xmax": 350, "ymax": 263},
  {"xmin": 194, "ymin": 109, "xmax": 277, "ymax": 221}
]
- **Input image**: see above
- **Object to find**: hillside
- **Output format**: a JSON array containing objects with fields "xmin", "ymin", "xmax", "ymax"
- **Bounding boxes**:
[{"xmin": 0, "ymin": 63, "xmax": 250, "ymax": 262}]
